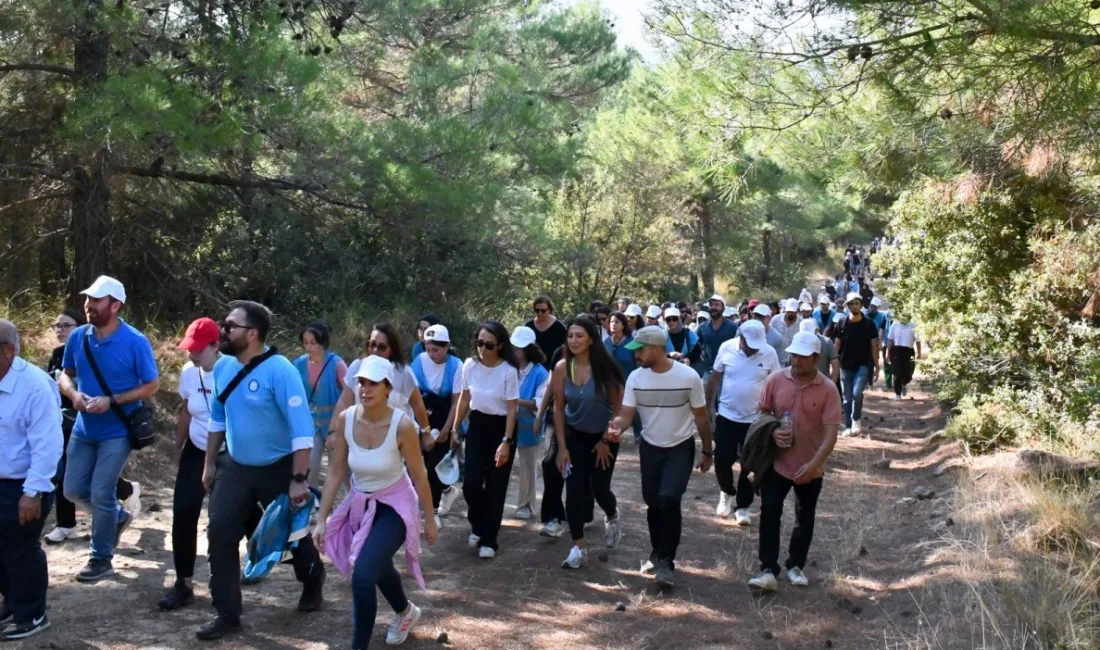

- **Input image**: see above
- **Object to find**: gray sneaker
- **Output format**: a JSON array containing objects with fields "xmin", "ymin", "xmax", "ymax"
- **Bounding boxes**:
[
  {"xmin": 654, "ymin": 561, "xmax": 675, "ymax": 588},
  {"xmin": 604, "ymin": 516, "xmax": 622, "ymax": 549},
  {"xmin": 76, "ymin": 558, "xmax": 115, "ymax": 583}
]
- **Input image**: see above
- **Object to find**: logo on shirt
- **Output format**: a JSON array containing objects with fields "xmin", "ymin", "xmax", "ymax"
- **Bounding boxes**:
[
  {"xmin": 248, "ymin": 379, "xmax": 259, "ymax": 392},
  {"xmin": 288, "ymin": 395, "xmax": 304, "ymax": 408}
]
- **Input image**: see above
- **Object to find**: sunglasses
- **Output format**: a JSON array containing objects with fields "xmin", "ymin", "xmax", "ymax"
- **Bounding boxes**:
[
  {"xmin": 534, "ymin": 307, "xmax": 549, "ymax": 315},
  {"xmin": 475, "ymin": 340, "xmax": 498, "ymax": 350},
  {"xmin": 665, "ymin": 316, "xmax": 680, "ymax": 323},
  {"xmin": 220, "ymin": 321, "xmax": 253, "ymax": 332},
  {"xmin": 367, "ymin": 341, "xmax": 390, "ymax": 352}
]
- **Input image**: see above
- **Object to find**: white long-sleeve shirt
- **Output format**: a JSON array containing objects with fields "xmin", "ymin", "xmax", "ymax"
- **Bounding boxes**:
[{"xmin": 0, "ymin": 357, "xmax": 63, "ymax": 494}]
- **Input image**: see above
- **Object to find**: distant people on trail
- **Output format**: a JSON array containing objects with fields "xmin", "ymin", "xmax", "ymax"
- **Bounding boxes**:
[
  {"xmin": 707, "ymin": 320, "xmax": 780, "ymax": 527},
  {"xmin": 525, "ymin": 296, "xmax": 567, "ymax": 370},
  {"xmin": 749, "ymin": 332, "xmax": 842, "ymax": 593},
  {"xmin": 510, "ymin": 327, "xmax": 550, "ymax": 522},
  {"xmin": 410, "ymin": 325, "xmax": 464, "ymax": 523},
  {"xmin": 58, "ymin": 276, "xmax": 158, "ymax": 583},
  {"xmin": 859, "ymin": 279, "xmax": 874, "ymax": 306},
  {"xmin": 696, "ymin": 295, "xmax": 739, "ymax": 381},
  {"xmin": 887, "ymin": 315, "xmax": 922, "ymax": 401},
  {"xmin": 834, "ymin": 293, "xmax": 880, "ymax": 437},
  {"xmin": 616, "ymin": 297, "xmax": 630, "ymax": 313},
  {"xmin": 293, "ymin": 321, "xmax": 348, "ymax": 488},
  {"xmin": 0, "ymin": 318, "xmax": 63, "ymax": 641},
  {"xmin": 607, "ymin": 326, "xmax": 712, "ymax": 589},
  {"xmin": 313, "ymin": 355, "xmax": 438, "ymax": 650},
  {"xmin": 453, "ymin": 321, "xmax": 520, "ymax": 559},
  {"xmin": 199, "ymin": 300, "xmax": 324, "ymax": 641}
]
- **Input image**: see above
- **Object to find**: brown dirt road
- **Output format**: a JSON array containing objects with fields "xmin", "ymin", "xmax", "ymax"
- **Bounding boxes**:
[{"xmin": 26, "ymin": 380, "xmax": 962, "ymax": 650}]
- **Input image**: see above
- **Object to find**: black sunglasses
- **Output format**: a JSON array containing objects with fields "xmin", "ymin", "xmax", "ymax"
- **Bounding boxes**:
[
  {"xmin": 220, "ymin": 321, "xmax": 254, "ymax": 332},
  {"xmin": 534, "ymin": 307, "xmax": 549, "ymax": 314},
  {"xmin": 475, "ymin": 340, "xmax": 498, "ymax": 350},
  {"xmin": 367, "ymin": 341, "xmax": 390, "ymax": 352}
]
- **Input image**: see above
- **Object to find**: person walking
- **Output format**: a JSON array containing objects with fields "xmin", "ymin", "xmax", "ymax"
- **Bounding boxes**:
[
  {"xmin": 294, "ymin": 322, "xmax": 348, "ymax": 488},
  {"xmin": 751, "ymin": 303, "xmax": 788, "ymax": 366},
  {"xmin": 624, "ymin": 304, "xmax": 645, "ymax": 333},
  {"xmin": 605, "ymin": 326, "xmax": 712, "ymax": 588},
  {"xmin": 313, "ymin": 356, "xmax": 438, "ymax": 649},
  {"xmin": 0, "ymin": 319, "xmax": 63, "ymax": 640},
  {"xmin": 42, "ymin": 309, "xmax": 84, "ymax": 545},
  {"xmin": 409, "ymin": 325, "xmax": 464, "ymax": 521},
  {"xmin": 749, "ymin": 332, "xmax": 842, "ymax": 591},
  {"xmin": 706, "ymin": 320, "xmax": 780, "ymax": 525},
  {"xmin": 799, "ymin": 319, "xmax": 840, "ymax": 385},
  {"xmin": 453, "ymin": 322, "xmax": 520, "ymax": 559},
  {"xmin": 697, "ymin": 295, "xmax": 739, "ymax": 384},
  {"xmin": 812, "ymin": 295, "xmax": 835, "ymax": 333},
  {"xmin": 510, "ymin": 327, "xmax": 550, "ymax": 521},
  {"xmin": 663, "ymin": 308, "xmax": 703, "ymax": 371},
  {"xmin": 198, "ymin": 301, "xmax": 325, "ymax": 640},
  {"xmin": 58, "ymin": 276, "xmax": 159, "ymax": 582},
  {"xmin": 887, "ymin": 315, "xmax": 922, "ymax": 401},
  {"xmin": 834, "ymin": 293, "xmax": 880, "ymax": 436},
  {"xmin": 525, "ymin": 297, "xmax": 567, "ymax": 369},
  {"xmin": 552, "ymin": 317, "xmax": 625, "ymax": 570}
]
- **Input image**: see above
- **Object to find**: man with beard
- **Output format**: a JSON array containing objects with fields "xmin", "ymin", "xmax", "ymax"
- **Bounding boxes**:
[
  {"xmin": 607, "ymin": 327, "xmax": 712, "ymax": 589},
  {"xmin": 197, "ymin": 301, "xmax": 323, "ymax": 640},
  {"xmin": 751, "ymin": 304, "xmax": 788, "ymax": 366},
  {"xmin": 58, "ymin": 276, "xmax": 159, "ymax": 583},
  {"xmin": 697, "ymin": 295, "xmax": 739, "ymax": 385},
  {"xmin": 812, "ymin": 295, "xmax": 834, "ymax": 333},
  {"xmin": 771, "ymin": 300, "xmax": 801, "ymax": 353}
]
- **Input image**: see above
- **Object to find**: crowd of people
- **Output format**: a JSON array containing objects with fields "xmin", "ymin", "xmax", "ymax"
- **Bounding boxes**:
[{"xmin": 0, "ymin": 249, "xmax": 924, "ymax": 647}]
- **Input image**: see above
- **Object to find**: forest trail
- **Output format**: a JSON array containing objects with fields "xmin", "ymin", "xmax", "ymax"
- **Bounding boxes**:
[{"xmin": 30, "ymin": 374, "xmax": 966, "ymax": 650}]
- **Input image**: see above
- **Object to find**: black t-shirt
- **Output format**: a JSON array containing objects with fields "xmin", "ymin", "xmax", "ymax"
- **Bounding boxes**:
[
  {"xmin": 525, "ymin": 318, "xmax": 567, "ymax": 370},
  {"xmin": 47, "ymin": 344, "xmax": 73, "ymax": 411},
  {"xmin": 836, "ymin": 315, "xmax": 879, "ymax": 370}
]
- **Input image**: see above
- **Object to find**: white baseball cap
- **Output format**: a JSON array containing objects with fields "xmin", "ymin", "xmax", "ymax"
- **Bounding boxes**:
[
  {"xmin": 819, "ymin": 294, "xmax": 831, "ymax": 304},
  {"xmin": 81, "ymin": 275, "xmax": 127, "ymax": 304},
  {"xmin": 424, "ymin": 324, "xmax": 450, "ymax": 344},
  {"xmin": 698, "ymin": 311, "xmax": 711, "ymax": 321},
  {"xmin": 510, "ymin": 326, "xmax": 536, "ymax": 349},
  {"xmin": 799, "ymin": 318, "xmax": 819, "ymax": 334},
  {"xmin": 870, "ymin": 296, "xmax": 884, "ymax": 307},
  {"xmin": 786, "ymin": 331, "xmax": 822, "ymax": 357},
  {"xmin": 724, "ymin": 306, "xmax": 735, "ymax": 317},
  {"xmin": 799, "ymin": 302, "xmax": 813, "ymax": 312},
  {"xmin": 663, "ymin": 307, "xmax": 681, "ymax": 320},
  {"xmin": 435, "ymin": 449, "xmax": 460, "ymax": 485},
  {"xmin": 783, "ymin": 299, "xmax": 798, "ymax": 313},
  {"xmin": 752, "ymin": 303, "xmax": 772, "ymax": 317},
  {"xmin": 646, "ymin": 305, "xmax": 662, "ymax": 319},
  {"xmin": 846, "ymin": 292, "xmax": 863, "ymax": 304},
  {"xmin": 708, "ymin": 294, "xmax": 726, "ymax": 307},
  {"xmin": 355, "ymin": 355, "xmax": 394, "ymax": 383},
  {"xmin": 625, "ymin": 304, "xmax": 643, "ymax": 317},
  {"xmin": 739, "ymin": 320, "xmax": 767, "ymax": 348}
]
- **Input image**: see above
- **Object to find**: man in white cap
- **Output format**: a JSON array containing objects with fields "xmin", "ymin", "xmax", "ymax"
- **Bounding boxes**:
[
  {"xmin": 645, "ymin": 305, "xmax": 663, "ymax": 328},
  {"xmin": 607, "ymin": 326, "xmax": 712, "ymax": 589},
  {"xmin": 706, "ymin": 320, "xmax": 780, "ymax": 524},
  {"xmin": 834, "ymin": 293, "xmax": 880, "ymax": 436},
  {"xmin": 751, "ymin": 303, "xmax": 788, "ymax": 366},
  {"xmin": 771, "ymin": 300, "xmax": 801, "ymax": 353},
  {"xmin": 748, "ymin": 332, "xmax": 842, "ymax": 592},
  {"xmin": 812, "ymin": 294, "xmax": 835, "ymax": 333},
  {"xmin": 697, "ymin": 295, "xmax": 739, "ymax": 385},
  {"xmin": 799, "ymin": 319, "xmax": 839, "ymax": 385},
  {"xmin": 57, "ymin": 275, "xmax": 159, "ymax": 583}
]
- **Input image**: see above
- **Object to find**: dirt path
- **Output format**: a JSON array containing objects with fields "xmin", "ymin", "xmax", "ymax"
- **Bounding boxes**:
[{"xmin": 28, "ymin": 379, "xmax": 960, "ymax": 650}]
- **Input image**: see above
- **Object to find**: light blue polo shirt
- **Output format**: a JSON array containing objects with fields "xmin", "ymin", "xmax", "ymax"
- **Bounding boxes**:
[
  {"xmin": 208, "ymin": 350, "xmax": 314, "ymax": 467},
  {"xmin": 62, "ymin": 321, "xmax": 159, "ymax": 441}
]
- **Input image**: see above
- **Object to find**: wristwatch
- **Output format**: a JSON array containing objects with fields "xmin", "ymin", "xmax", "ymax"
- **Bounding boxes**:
[
  {"xmin": 501, "ymin": 436, "xmax": 515, "ymax": 446},
  {"xmin": 109, "ymin": 396, "xmax": 118, "ymax": 407},
  {"xmin": 292, "ymin": 472, "xmax": 309, "ymax": 484},
  {"xmin": 23, "ymin": 490, "xmax": 41, "ymax": 499},
  {"xmin": 702, "ymin": 449, "xmax": 714, "ymax": 458}
]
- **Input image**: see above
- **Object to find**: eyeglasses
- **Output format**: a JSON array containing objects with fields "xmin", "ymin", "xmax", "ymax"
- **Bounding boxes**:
[
  {"xmin": 51, "ymin": 323, "xmax": 77, "ymax": 332},
  {"xmin": 367, "ymin": 341, "xmax": 390, "ymax": 352},
  {"xmin": 220, "ymin": 321, "xmax": 253, "ymax": 332},
  {"xmin": 534, "ymin": 307, "xmax": 549, "ymax": 315},
  {"xmin": 475, "ymin": 340, "xmax": 498, "ymax": 350}
]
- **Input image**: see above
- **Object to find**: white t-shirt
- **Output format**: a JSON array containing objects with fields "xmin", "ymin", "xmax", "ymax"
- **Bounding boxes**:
[
  {"xmin": 178, "ymin": 361, "xmax": 215, "ymax": 451},
  {"xmin": 416, "ymin": 352, "xmax": 461, "ymax": 395},
  {"xmin": 623, "ymin": 362, "xmax": 706, "ymax": 448},
  {"xmin": 345, "ymin": 357, "xmax": 418, "ymax": 421},
  {"xmin": 459, "ymin": 358, "xmax": 519, "ymax": 416},
  {"xmin": 712, "ymin": 341, "xmax": 782, "ymax": 423},
  {"xmin": 888, "ymin": 322, "xmax": 919, "ymax": 348},
  {"xmin": 519, "ymin": 363, "xmax": 549, "ymax": 406}
]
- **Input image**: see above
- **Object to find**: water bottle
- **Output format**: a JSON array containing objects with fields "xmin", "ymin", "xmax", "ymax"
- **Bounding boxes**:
[{"xmin": 780, "ymin": 411, "xmax": 793, "ymax": 448}]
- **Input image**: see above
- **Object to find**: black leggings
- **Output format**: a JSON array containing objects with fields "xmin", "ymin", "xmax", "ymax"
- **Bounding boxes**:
[
  {"xmin": 463, "ymin": 411, "xmax": 515, "ymax": 551},
  {"xmin": 565, "ymin": 427, "xmax": 618, "ymax": 541},
  {"xmin": 422, "ymin": 443, "xmax": 449, "ymax": 509}
]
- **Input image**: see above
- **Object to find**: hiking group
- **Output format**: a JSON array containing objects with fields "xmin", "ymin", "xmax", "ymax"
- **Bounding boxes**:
[{"xmin": 0, "ymin": 243, "xmax": 924, "ymax": 647}]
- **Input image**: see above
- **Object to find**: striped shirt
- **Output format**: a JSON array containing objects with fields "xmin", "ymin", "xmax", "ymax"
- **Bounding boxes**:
[{"xmin": 622, "ymin": 363, "xmax": 705, "ymax": 448}]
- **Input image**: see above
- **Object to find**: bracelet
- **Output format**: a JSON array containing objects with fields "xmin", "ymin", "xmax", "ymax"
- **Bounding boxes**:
[{"xmin": 702, "ymin": 449, "xmax": 714, "ymax": 457}]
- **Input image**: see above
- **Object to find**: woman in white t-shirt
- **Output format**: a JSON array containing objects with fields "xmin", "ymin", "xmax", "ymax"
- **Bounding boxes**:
[{"xmin": 452, "ymin": 321, "xmax": 520, "ymax": 559}]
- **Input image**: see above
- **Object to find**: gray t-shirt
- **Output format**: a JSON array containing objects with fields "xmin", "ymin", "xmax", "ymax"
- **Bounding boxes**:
[{"xmin": 815, "ymin": 335, "xmax": 838, "ymax": 377}]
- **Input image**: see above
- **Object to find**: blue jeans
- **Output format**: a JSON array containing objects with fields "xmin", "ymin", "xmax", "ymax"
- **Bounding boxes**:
[
  {"xmin": 840, "ymin": 365, "xmax": 872, "ymax": 427},
  {"xmin": 351, "ymin": 504, "xmax": 409, "ymax": 649},
  {"xmin": 63, "ymin": 435, "xmax": 131, "ymax": 561}
]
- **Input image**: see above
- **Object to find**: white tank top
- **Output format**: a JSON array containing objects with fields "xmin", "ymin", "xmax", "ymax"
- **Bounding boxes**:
[{"xmin": 344, "ymin": 407, "xmax": 407, "ymax": 493}]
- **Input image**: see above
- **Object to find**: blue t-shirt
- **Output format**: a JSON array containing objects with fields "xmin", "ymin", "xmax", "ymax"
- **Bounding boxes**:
[
  {"xmin": 697, "ymin": 318, "xmax": 739, "ymax": 365},
  {"xmin": 209, "ymin": 350, "xmax": 315, "ymax": 467},
  {"xmin": 62, "ymin": 321, "xmax": 159, "ymax": 441}
]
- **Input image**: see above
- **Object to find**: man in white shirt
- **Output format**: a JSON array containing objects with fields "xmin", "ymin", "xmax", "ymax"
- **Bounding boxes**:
[
  {"xmin": 706, "ymin": 320, "xmax": 781, "ymax": 525},
  {"xmin": 608, "ymin": 327, "xmax": 712, "ymax": 590},
  {"xmin": 887, "ymin": 317, "xmax": 922, "ymax": 401},
  {"xmin": 0, "ymin": 320, "xmax": 63, "ymax": 641}
]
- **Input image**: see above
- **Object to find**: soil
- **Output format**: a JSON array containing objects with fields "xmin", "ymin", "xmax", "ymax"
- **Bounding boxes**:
[{"xmin": 27, "ymin": 380, "xmax": 958, "ymax": 650}]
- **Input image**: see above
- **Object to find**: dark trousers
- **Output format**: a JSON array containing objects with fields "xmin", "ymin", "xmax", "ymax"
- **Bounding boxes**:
[
  {"xmin": 713, "ymin": 416, "xmax": 755, "ymax": 509},
  {"xmin": 54, "ymin": 419, "xmax": 76, "ymax": 528},
  {"xmin": 891, "ymin": 346, "xmax": 916, "ymax": 396},
  {"xmin": 639, "ymin": 437, "xmax": 694, "ymax": 567},
  {"xmin": 351, "ymin": 504, "xmax": 409, "ymax": 650},
  {"xmin": 758, "ymin": 470, "xmax": 823, "ymax": 575},
  {"xmin": 0, "ymin": 480, "xmax": 53, "ymax": 624},
  {"xmin": 565, "ymin": 427, "xmax": 618, "ymax": 541},
  {"xmin": 422, "ymin": 443, "xmax": 449, "ymax": 510},
  {"xmin": 463, "ymin": 411, "xmax": 515, "ymax": 551},
  {"xmin": 207, "ymin": 453, "xmax": 322, "ymax": 622},
  {"xmin": 540, "ymin": 433, "xmax": 592, "ymax": 525}
]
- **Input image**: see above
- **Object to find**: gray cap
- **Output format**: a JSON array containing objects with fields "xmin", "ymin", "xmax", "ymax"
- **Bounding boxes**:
[{"xmin": 626, "ymin": 325, "xmax": 668, "ymax": 350}]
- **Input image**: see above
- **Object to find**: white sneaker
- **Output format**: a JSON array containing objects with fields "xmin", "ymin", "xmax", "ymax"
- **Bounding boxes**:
[
  {"xmin": 787, "ymin": 567, "xmax": 809, "ymax": 587},
  {"xmin": 437, "ymin": 486, "xmax": 461, "ymax": 517},
  {"xmin": 540, "ymin": 520, "xmax": 565, "ymax": 538},
  {"xmin": 892, "ymin": 394, "xmax": 901, "ymax": 401},
  {"xmin": 124, "ymin": 482, "xmax": 142, "ymax": 519},
  {"xmin": 716, "ymin": 492, "xmax": 733, "ymax": 518},
  {"xmin": 840, "ymin": 427, "xmax": 852, "ymax": 437},
  {"xmin": 604, "ymin": 516, "xmax": 622, "ymax": 549},
  {"xmin": 734, "ymin": 509, "xmax": 751, "ymax": 527},
  {"xmin": 640, "ymin": 559, "xmax": 656, "ymax": 575},
  {"xmin": 514, "ymin": 505, "xmax": 533, "ymax": 520},
  {"xmin": 44, "ymin": 526, "xmax": 78, "ymax": 545},
  {"xmin": 851, "ymin": 420, "xmax": 862, "ymax": 435},
  {"xmin": 561, "ymin": 545, "xmax": 587, "ymax": 569},
  {"xmin": 385, "ymin": 602, "xmax": 422, "ymax": 645},
  {"xmin": 434, "ymin": 514, "xmax": 442, "ymax": 529},
  {"xmin": 748, "ymin": 570, "xmax": 778, "ymax": 591},
  {"xmin": 478, "ymin": 546, "xmax": 496, "ymax": 559},
  {"xmin": 467, "ymin": 534, "xmax": 480, "ymax": 548}
]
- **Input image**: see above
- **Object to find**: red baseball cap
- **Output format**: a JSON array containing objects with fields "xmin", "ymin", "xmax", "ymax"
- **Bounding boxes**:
[
  {"xmin": 747, "ymin": 299, "xmax": 760, "ymax": 309},
  {"xmin": 178, "ymin": 317, "xmax": 220, "ymax": 353}
]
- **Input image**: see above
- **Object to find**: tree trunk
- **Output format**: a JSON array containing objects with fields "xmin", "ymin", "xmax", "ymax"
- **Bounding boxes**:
[
  {"xmin": 0, "ymin": 145, "xmax": 34, "ymax": 305},
  {"xmin": 760, "ymin": 214, "xmax": 773, "ymax": 288},
  {"xmin": 699, "ymin": 199, "xmax": 714, "ymax": 297}
]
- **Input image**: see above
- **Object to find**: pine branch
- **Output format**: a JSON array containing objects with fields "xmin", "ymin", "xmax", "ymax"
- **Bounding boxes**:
[{"xmin": 0, "ymin": 63, "xmax": 77, "ymax": 78}]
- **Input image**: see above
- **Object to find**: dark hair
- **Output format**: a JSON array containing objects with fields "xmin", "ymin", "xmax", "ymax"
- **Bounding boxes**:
[
  {"xmin": 61, "ymin": 307, "xmax": 87, "ymax": 326},
  {"xmin": 563, "ymin": 316, "xmax": 624, "ymax": 396},
  {"xmin": 533, "ymin": 295, "xmax": 554, "ymax": 314},
  {"xmin": 676, "ymin": 301, "xmax": 688, "ymax": 310},
  {"xmin": 595, "ymin": 306, "xmax": 611, "ymax": 317},
  {"xmin": 610, "ymin": 311, "xmax": 631, "ymax": 334},
  {"xmin": 519, "ymin": 343, "xmax": 546, "ymax": 367},
  {"xmin": 228, "ymin": 300, "xmax": 272, "ymax": 341},
  {"xmin": 419, "ymin": 314, "xmax": 440, "ymax": 328},
  {"xmin": 370, "ymin": 323, "xmax": 407, "ymax": 368},
  {"xmin": 300, "ymin": 321, "xmax": 331, "ymax": 348},
  {"xmin": 473, "ymin": 321, "xmax": 520, "ymax": 370},
  {"xmin": 588, "ymin": 301, "xmax": 605, "ymax": 313},
  {"xmin": 627, "ymin": 314, "xmax": 645, "ymax": 331}
]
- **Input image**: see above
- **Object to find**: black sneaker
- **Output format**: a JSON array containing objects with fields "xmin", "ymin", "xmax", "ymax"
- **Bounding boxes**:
[
  {"xmin": 196, "ymin": 616, "xmax": 240, "ymax": 641},
  {"xmin": 76, "ymin": 559, "xmax": 115, "ymax": 583},
  {"xmin": 297, "ymin": 564, "xmax": 325, "ymax": 612},
  {"xmin": 158, "ymin": 582, "xmax": 195, "ymax": 612},
  {"xmin": 654, "ymin": 560, "xmax": 675, "ymax": 588},
  {"xmin": 1, "ymin": 614, "xmax": 50, "ymax": 641}
]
